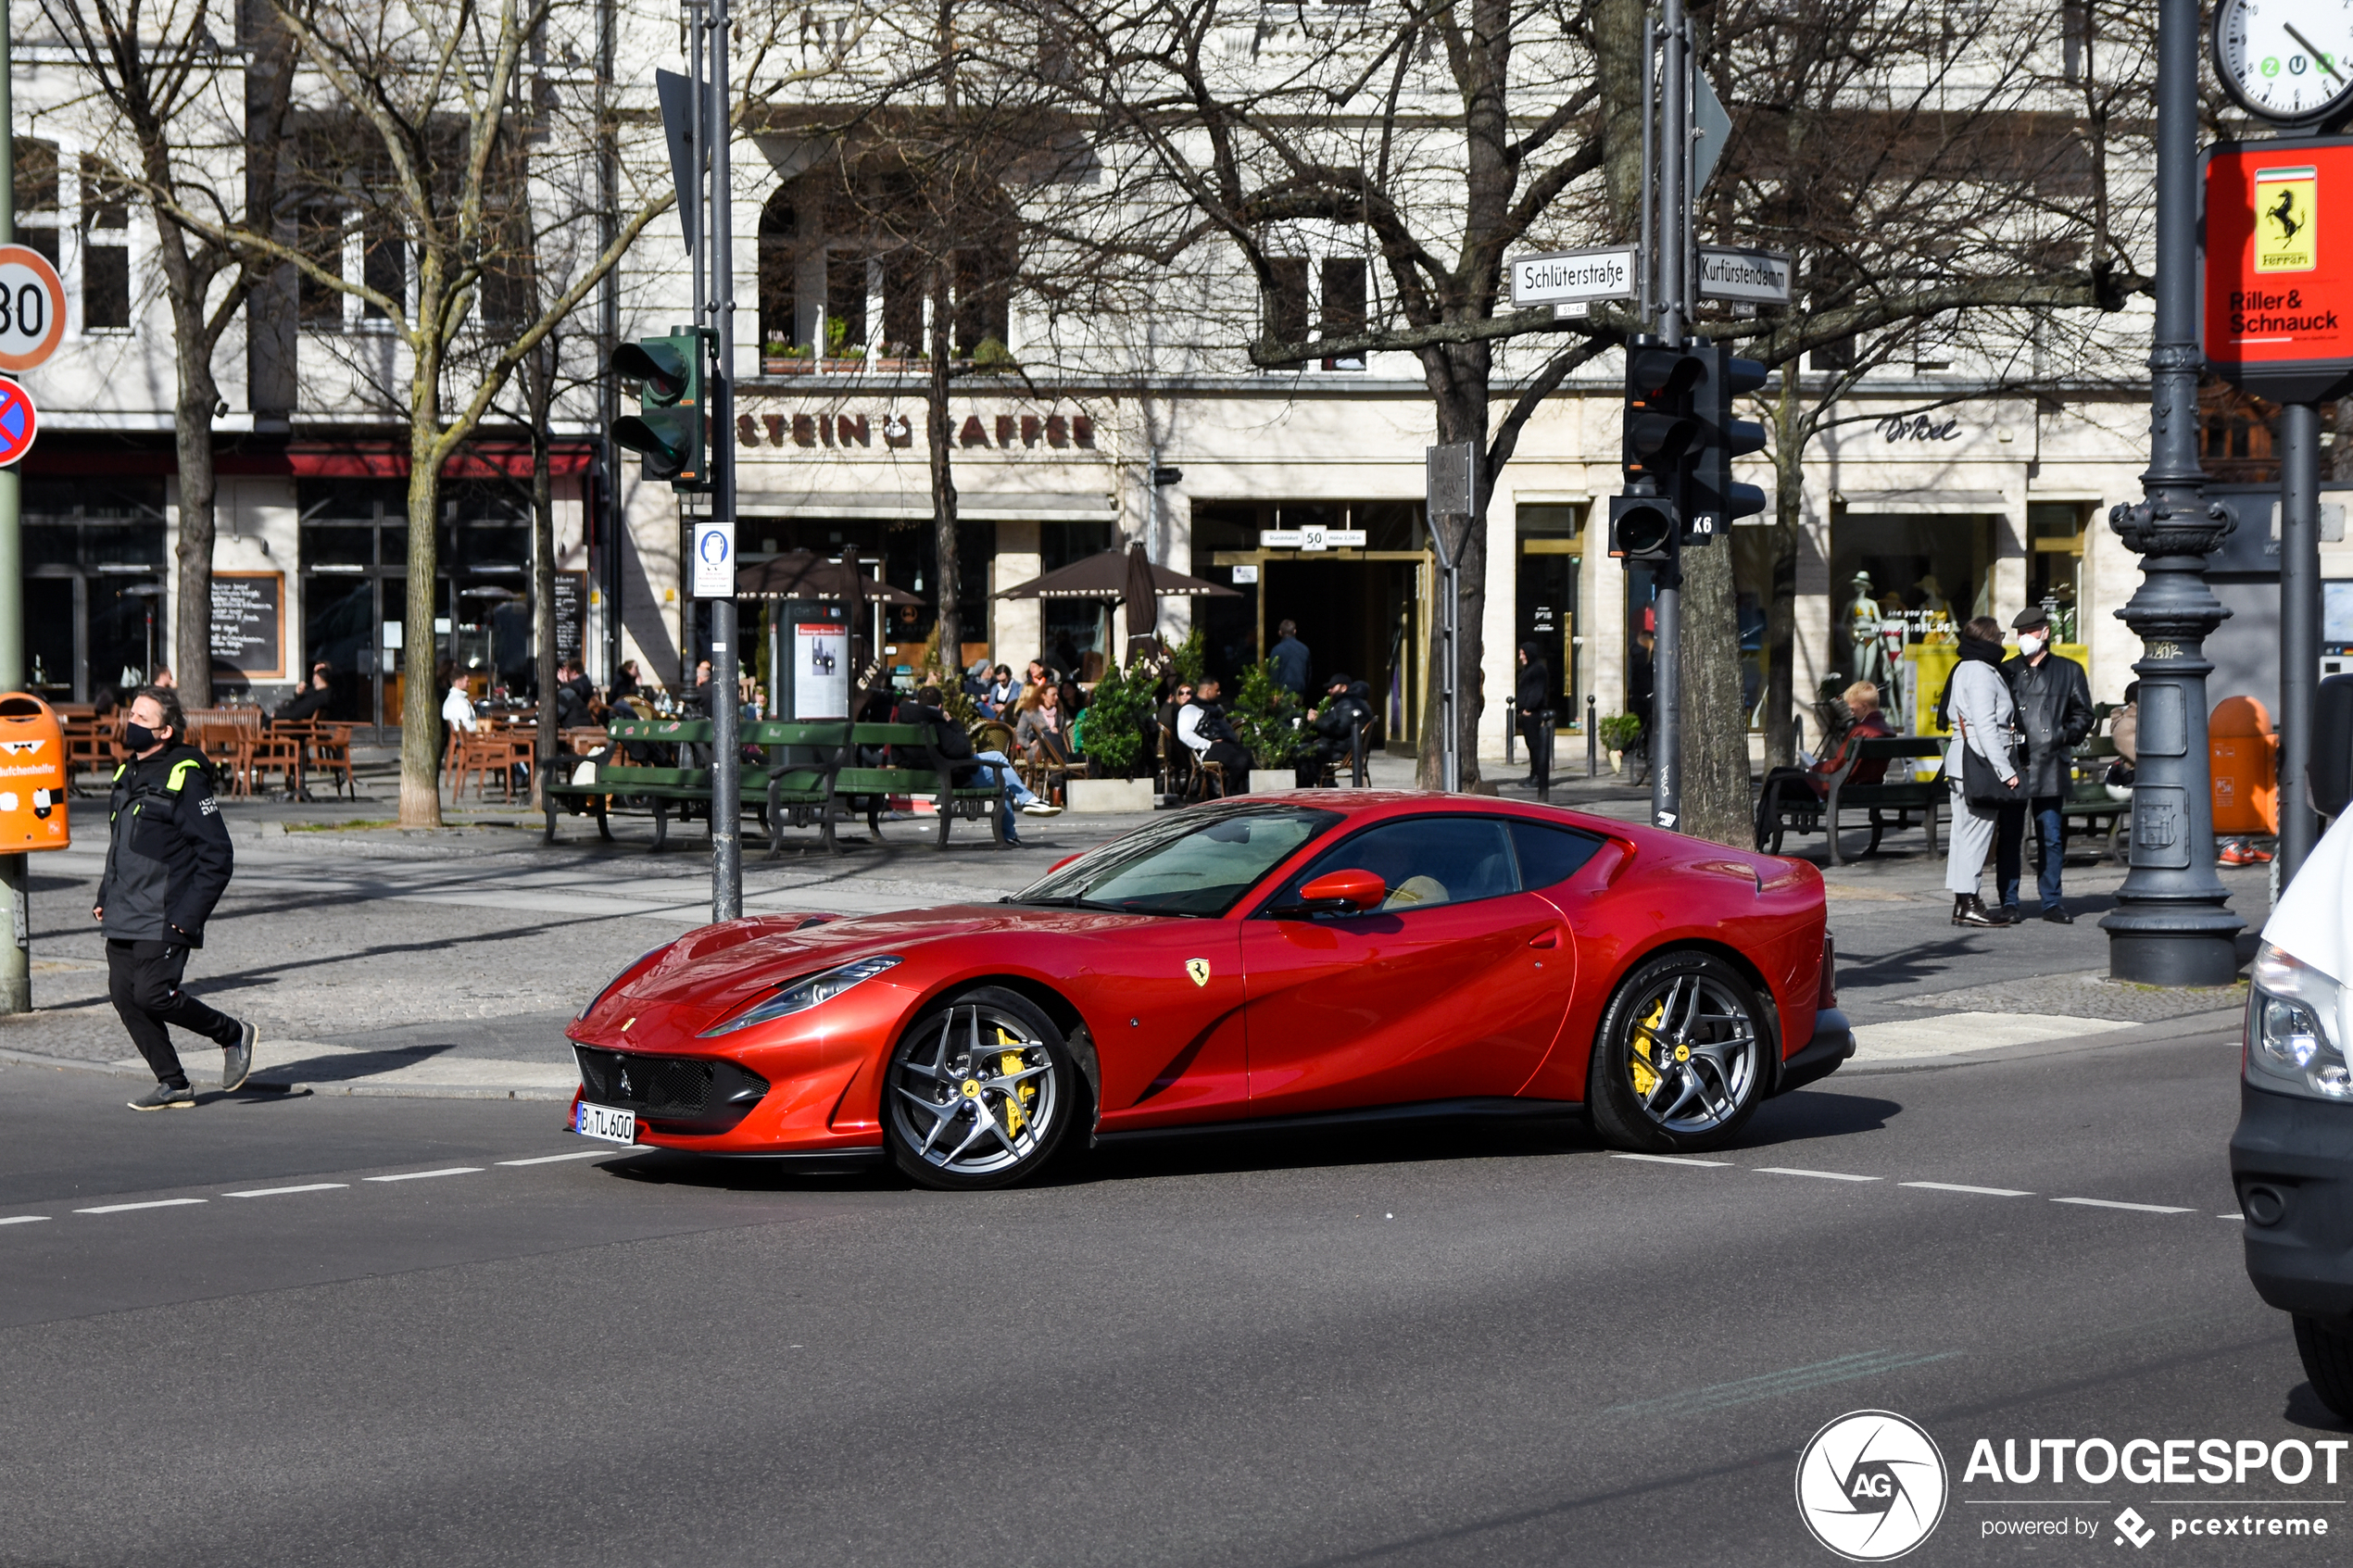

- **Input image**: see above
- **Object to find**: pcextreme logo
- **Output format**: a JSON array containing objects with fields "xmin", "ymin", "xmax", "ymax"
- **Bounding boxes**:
[{"xmin": 1796, "ymin": 1411, "xmax": 1949, "ymax": 1562}]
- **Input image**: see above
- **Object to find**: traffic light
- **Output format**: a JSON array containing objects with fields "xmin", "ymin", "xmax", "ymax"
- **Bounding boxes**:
[
  {"xmin": 1684, "ymin": 345, "xmax": 1768, "ymax": 543},
  {"xmin": 610, "ymin": 331, "xmax": 709, "ymax": 490},
  {"xmin": 1610, "ymin": 345, "xmax": 1705, "ymax": 561}
]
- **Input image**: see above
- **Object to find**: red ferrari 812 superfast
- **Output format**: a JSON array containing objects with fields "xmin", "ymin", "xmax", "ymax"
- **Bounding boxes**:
[{"xmin": 565, "ymin": 792, "xmax": 1852, "ymax": 1188}]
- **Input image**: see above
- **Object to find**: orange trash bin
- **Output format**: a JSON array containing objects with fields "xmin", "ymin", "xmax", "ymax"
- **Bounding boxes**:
[
  {"xmin": 2210, "ymin": 695, "xmax": 2279, "ymax": 836},
  {"xmin": 0, "ymin": 693, "xmax": 69, "ymax": 851}
]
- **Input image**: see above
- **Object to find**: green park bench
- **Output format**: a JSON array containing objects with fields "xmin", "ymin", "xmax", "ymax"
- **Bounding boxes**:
[
  {"xmin": 1758, "ymin": 735, "xmax": 1947, "ymax": 865},
  {"xmin": 541, "ymin": 715, "xmax": 1013, "ymax": 855}
]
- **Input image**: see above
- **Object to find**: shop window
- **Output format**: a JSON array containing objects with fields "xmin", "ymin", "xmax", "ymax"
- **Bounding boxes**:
[
  {"xmin": 14, "ymin": 139, "xmax": 59, "ymax": 272},
  {"xmin": 80, "ymin": 155, "xmax": 132, "ymax": 331},
  {"xmin": 2027, "ymin": 502, "xmax": 2085, "ymax": 644},
  {"xmin": 1830, "ymin": 511, "xmax": 1986, "ymax": 730},
  {"xmin": 1516, "ymin": 505, "xmax": 1580, "ymax": 723},
  {"xmin": 1319, "ymin": 258, "xmax": 1366, "ymax": 370}
]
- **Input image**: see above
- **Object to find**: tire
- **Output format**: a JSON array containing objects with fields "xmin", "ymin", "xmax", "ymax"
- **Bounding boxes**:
[
  {"xmin": 1586, "ymin": 949, "xmax": 1773, "ymax": 1154},
  {"xmin": 884, "ymin": 986, "xmax": 1082, "ymax": 1190},
  {"xmin": 2294, "ymin": 1315, "xmax": 2353, "ymax": 1422}
]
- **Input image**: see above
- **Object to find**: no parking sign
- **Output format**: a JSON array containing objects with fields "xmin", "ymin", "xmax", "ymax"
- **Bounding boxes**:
[{"xmin": 0, "ymin": 378, "xmax": 37, "ymax": 470}]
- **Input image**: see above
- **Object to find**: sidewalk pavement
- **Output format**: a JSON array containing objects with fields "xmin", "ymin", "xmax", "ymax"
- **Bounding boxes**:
[{"xmin": 10, "ymin": 751, "xmax": 2265, "ymax": 1102}]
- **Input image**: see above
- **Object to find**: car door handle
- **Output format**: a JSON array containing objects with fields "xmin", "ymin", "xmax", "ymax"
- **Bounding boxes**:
[{"xmin": 1528, "ymin": 930, "xmax": 1561, "ymax": 948}]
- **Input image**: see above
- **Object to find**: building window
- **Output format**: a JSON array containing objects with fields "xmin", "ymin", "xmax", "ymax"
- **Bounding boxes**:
[
  {"xmin": 759, "ymin": 192, "xmax": 799, "ymax": 353},
  {"xmin": 361, "ymin": 219, "xmax": 404, "ymax": 321},
  {"xmin": 80, "ymin": 155, "xmax": 132, "ymax": 331},
  {"xmin": 297, "ymin": 207, "xmax": 345, "ymax": 324},
  {"xmin": 824, "ymin": 246, "xmax": 867, "ymax": 356},
  {"xmin": 13, "ymin": 138, "xmax": 59, "ymax": 271},
  {"xmin": 1265, "ymin": 257, "xmax": 1309, "ymax": 363},
  {"xmin": 1319, "ymin": 257, "xmax": 1367, "ymax": 370}
]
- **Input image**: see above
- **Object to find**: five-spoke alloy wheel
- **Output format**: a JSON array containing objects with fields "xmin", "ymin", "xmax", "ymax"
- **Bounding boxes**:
[
  {"xmin": 1586, "ymin": 951, "xmax": 1772, "ymax": 1153},
  {"xmin": 884, "ymin": 986, "xmax": 1081, "ymax": 1189}
]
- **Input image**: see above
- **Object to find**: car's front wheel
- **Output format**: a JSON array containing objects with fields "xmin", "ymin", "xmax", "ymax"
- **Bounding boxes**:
[
  {"xmin": 2294, "ymin": 1315, "xmax": 2353, "ymax": 1421},
  {"xmin": 884, "ymin": 986, "xmax": 1080, "ymax": 1190},
  {"xmin": 1586, "ymin": 950, "xmax": 1772, "ymax": 1154}
]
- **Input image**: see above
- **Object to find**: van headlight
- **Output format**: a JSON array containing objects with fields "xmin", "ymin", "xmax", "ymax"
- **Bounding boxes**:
[
  {"xmin": 2246, "ymin": 942, "xmax": 2351, "ymax": 1101},
  {"xmin": 699, "ymin": 956, "xmax": 901, "ymax": 1037}
]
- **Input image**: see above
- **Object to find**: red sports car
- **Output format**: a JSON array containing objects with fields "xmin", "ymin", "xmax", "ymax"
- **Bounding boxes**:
[{"xmin": 565, "ymin": 792, "xmax": 1852, "ymax": 1189}]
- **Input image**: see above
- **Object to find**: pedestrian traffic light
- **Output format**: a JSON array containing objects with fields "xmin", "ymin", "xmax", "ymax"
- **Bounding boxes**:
[
  {"xmin": 1608, "ymin": 489, "xmax": 1680, "ymax": 561},
  {"xmin": 1685, "ymin": 345, "xmax": 1768, "ymax": 544},
  {"xmin": 610, "ymin": 331, "xmax": 709, "ymax": 490}
]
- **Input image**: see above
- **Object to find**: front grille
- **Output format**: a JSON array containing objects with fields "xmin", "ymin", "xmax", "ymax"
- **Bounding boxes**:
[{"xmin": 573, "ymin": 1046, "xmax": 769, "ymax": 1135}]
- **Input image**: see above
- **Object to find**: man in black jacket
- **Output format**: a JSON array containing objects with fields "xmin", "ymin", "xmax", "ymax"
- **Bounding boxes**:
[
  {"xmin": 92, "ymin": 688, "xmax": 255, "ymax": 1110},
  {"xmin": 1302, "ymin": 674, "xmax": 1371, "ymax": 784},
  {"xmin": 1995, "ymin": 606, "xmax": 2095, "ymax": 923}
]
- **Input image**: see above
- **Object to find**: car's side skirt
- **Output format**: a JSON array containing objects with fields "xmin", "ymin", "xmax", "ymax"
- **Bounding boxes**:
[{"xmin": 1088, "ymin": 1096, "xmax": 1585, "ymax": 1148}]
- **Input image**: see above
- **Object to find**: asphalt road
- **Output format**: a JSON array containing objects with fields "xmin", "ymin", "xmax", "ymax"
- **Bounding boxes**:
[{"xmin": 0, "ymin": 1013, "xmax": 2334, "ymax": 1568}]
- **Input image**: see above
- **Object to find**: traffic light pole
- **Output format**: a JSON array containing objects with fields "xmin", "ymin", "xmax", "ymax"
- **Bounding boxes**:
[
  {"xmin": 0, "ymin": 0, "xmax": 24, "ymax": 1013},
  {"xmin": 2280, "ymin": 400, "xmax": 2321, "ymax": 884},
  {"xmin": 702, "ymin": 0, "xmax": 742, "ymax": 922},
  {"xmin": 1647, "ymin": 0, "xmax": 1689, "ymax": 833}
]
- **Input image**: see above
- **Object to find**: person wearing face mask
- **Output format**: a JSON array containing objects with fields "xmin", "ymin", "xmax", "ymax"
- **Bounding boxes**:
[
  {"xmin": 93, "ymin": 687, "xmax": 256, "ymax": 1110},
  {"xmin": 1996, "ymin": 605, "xmax": 2095, "ymax": 923}
]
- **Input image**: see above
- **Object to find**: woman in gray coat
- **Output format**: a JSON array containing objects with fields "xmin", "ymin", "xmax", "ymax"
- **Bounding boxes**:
[{"xmin": 1945, "ymin": 616, "xmax": 2020, "ymax": 927}]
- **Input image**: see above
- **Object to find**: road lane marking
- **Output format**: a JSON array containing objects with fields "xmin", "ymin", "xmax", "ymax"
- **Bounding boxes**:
[
  {"xmin": 497, "ymin": 1150, "xmax": 622, "ymax": 1166},
  {"xmin": 1754, "ymin": 1167, "xmax": 1879, "ymax": 1182},
  {"xmin": 1605, "ymin": 1348, "xmax": 1964, "ymax": 1417},
  {"xmin": 1902, "ymin": 1182, "xmax": 2034, "ymax": 1198},
  {"xmin": 224, "ymin": 1184, "xmax": 349, "ymax": 1198},
  {"xmin": 2052, "ymin": 1197, "xmax": 2195, "ymax": 1214},
  {"xmin": 2219, "ymin": 1212, "xmax": 2244, "ymax": 1221},
  {"xmin": 0, "ymin": 1215, "xmax": 50, "ymax": 1225},
  {"xmin": 75, "ymin": 1198, "xmax": 207, "ymax": 1214},
  {"xmin": 1610, "ymin": 1154, "xmax": 1731, "ymax": 1168},
  {"xmin": 362, "ymin": 1168, "xmax": 483, "ymax": 1183}
]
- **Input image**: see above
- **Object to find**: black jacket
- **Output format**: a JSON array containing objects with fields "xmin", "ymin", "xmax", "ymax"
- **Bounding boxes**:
[
  {"xmin": 275, "ymin": 684, "xmax": 333, "ymax": 723},
  {"xmin": 97, "ymin": 744, "xmax": 234, "ymax": 947},
  {"xmin": 2000, "ymin": 651, "xmax": 2094, "ymax": 797}
]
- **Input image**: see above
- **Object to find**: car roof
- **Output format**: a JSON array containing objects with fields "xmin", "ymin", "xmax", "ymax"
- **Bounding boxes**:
[{"xmin": 1206, "ymin": 788, "xmax": 1636, "ymax": 840}]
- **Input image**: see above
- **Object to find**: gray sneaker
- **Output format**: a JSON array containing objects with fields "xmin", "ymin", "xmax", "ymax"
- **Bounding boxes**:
[
  {"xmin": 127, "ymin": 1082, "xmax": 196, "ymax": 1112},
  {"xmin": 222, "ymin": 1022, "xmax": 257, "ymax": 1092}
]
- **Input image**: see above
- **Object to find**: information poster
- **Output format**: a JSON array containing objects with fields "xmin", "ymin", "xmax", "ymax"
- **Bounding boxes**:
[
  {"xmin": 793, "ymin": 622, "xmax": 848, "ymax": 719},
  {"xmin": 209, "ymin": 572, "xmax": 284, "ymax": 680},
  {"xmin": 552, "ymin": 572, "xmax": 586, "ymax": 667}
]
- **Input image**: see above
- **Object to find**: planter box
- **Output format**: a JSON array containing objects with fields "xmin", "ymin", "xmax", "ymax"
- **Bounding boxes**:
[
  {"xmin": 1066, "ymin": 776, "xmax": 1156, "ymax": 813},
  {"xmin": 1248, "ymin": 774, "xmax": 1301, "ymax": 794},
  {"xmin": 763, "ymin": 358, "xmax": 813, "ymax": 375}
]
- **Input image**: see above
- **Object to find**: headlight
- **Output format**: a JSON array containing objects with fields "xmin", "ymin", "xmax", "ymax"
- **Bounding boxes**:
[
  {"xmin": 698, "ymin": 956, "xmax": 901, "ymax": 1037},
  {"xmin": 2246, "ymin": 942, "xmax": 2351, "ymax": 1101}
]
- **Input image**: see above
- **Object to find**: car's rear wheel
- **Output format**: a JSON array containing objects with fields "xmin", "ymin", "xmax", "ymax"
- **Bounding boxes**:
[
  {"xmin": 1586, "ymin": 950, "xmax": 1771, "ymax": 1154},
  {"xmin": 885, "ymin": 986, "xmax": 1079, "ymax": 1190},
  {"xmin": 2294, "ymin": 1315, "xmax": 2353, "ymax": 1421}
]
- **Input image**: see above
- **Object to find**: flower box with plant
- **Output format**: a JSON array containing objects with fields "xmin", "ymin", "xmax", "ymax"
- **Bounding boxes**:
[
  {"xmin": 1596, "ymin": 711, "xmax": 1644, "ymax": 770},
  {"xmin": 1230, "ymin": 658, "xmax": 1308, "ymax": 772}
]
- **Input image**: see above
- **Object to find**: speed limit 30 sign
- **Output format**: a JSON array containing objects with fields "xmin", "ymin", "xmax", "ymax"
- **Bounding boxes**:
[{"xmin": 0, "ymin": 245, "xmax": 67, "ymax": 373}]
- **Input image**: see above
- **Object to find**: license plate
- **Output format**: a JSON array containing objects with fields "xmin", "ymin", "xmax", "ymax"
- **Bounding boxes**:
[{"xmin": 574, "ymin": 1101, "xmax": 636, "ymax": 1145}]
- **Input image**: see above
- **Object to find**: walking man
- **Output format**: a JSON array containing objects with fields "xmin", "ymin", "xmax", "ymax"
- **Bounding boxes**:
[
  {"xmin": 93, "ymin": 687, "xmax": 255, "ymax": 1110},
  {"xmin": 1996, "ymin": 606, "xmax": 2095, "ymax": 923}
]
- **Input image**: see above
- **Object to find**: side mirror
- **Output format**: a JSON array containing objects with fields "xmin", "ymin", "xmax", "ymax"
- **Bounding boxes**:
[
  {"xmin": 1285, "ymin": 868, "xmax": 1386, "ymax": 916},
  {"xmin": 2315, "ymin": 674, "xmax": 2353, "ymax": 819}
]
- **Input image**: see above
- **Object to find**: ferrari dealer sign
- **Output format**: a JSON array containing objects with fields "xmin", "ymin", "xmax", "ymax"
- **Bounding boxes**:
[{"xmin": 2206, "ymin": 138, "xmax": 2353, "ymax": 401}]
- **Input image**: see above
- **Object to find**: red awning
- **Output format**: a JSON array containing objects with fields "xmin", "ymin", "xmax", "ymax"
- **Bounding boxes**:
[{"xmin": 284, "ymin": 442, "xmax": 595, "ymax": 479}]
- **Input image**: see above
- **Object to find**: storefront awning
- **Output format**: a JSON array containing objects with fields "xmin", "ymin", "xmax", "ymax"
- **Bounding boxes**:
[{"xmin": 1835, "ymin": 489, "xmax": 2009, "ymax": 514}]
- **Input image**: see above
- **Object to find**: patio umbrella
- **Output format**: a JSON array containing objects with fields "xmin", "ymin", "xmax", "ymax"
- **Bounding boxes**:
[
  {"xmin": 1121, "ymin": 542, "xmax": 1160, "ymax": 664},
  {"xmin": 993, "ymin": 548, "xmax": 1241, "ymax": 601},
  {"xmin": 736, "ymin": 549, "xmax": 925, "ymax": 605}
]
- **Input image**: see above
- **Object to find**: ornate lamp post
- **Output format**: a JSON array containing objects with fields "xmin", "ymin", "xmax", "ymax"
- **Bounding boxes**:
[{"xmin": 2101, "ymin": 0, "xmax": 2243, "ymax": 985}]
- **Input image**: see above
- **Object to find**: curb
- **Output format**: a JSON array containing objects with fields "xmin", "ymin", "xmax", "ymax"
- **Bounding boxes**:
[
  {"xmin": 0, "ymin": 1046, "xmax": 574, "ymax": 1103},
  {"xmin": 1840, "ymin": 1007, "xmax": 2243, "ymax": 1074}
]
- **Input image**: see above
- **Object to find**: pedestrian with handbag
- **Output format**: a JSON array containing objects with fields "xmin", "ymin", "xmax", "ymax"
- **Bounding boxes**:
[{"xmin": 1944, "ymin": 616, "xmax": 2024, "ymax": 927}]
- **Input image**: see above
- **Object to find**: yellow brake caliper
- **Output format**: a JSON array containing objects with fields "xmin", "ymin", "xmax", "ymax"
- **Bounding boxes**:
[
  {"xmin": 996, "ymin": 1028, "xmax": 1038, "ymax": 1137},
  {"xmin": 1629, "ymin": 1000, "xmax": 1667, "ymax": 1098}
]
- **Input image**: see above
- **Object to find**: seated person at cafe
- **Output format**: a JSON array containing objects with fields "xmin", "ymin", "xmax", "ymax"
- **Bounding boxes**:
[
  {"xmin": 553, "ymin": 660, "xmax": 594, "ymax": 730},
  {"xmin": 275, "ymin": 663, "xmax": 334, "ymax": 723},
  {"xmin": 1808, "ymin": 680, "xmax": 1897, "ymax": 792},
  {"xmin": 1014, "ymin": 684, "xmax": 1076, "ymax": 768},
  {"xmin": 1176, "ymin": 677, "xmax": 1252, "ymax": 794}
]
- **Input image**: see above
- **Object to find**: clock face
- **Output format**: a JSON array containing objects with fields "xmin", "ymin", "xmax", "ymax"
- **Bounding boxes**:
[{"xmin": 2216, "ymin": 0, "xmax": 2353, "ymax": 123}]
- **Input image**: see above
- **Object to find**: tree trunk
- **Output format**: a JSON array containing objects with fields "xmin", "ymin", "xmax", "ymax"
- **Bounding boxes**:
[
  {"xmin": 169, "ymin": 315, "xmax": 221, "ymax": 710},
  {"xmin": 1678, "ymin": 537, "xmax": 1751, "ymax": 847},
  {"xmin": 530, "ymin": 343, "xmax": 558, "ymax": 811},
  {"xmin": 926, "ymin": 262, "xmax": 961, "ymax": 676},
  {"xmin": 400, "ymin": 361, "xmax": 447, "ymax": 830},
  {"xmin": 1763, "ymin": 363, "xmax": 1806, "ymax": 769},
  {"xmin": 1416, "ymin": 383, "xmax": 1490, "ymax": 791}
]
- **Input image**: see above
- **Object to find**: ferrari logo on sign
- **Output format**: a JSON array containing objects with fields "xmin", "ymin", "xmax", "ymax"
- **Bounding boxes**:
[
  {"xmin": 1185, "ymin": 959, "xmax": 1211, "ymax": 987},
  {"xmin": 2258, "ymin": 166, "xmax": 2318, "ymax": 272}
]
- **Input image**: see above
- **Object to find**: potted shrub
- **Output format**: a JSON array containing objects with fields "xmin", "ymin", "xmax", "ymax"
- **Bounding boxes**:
[
  {"xmin": 1597, "ymin": 711, "xmax": 1644, "ymax": 773},
  {"xmin": 1230, "ymin": 658, "xmax": 1307, "ymax": 790},
  {"xmin": 1069, "ymin": 657, "xmax": 1158, "ymax": 812}
]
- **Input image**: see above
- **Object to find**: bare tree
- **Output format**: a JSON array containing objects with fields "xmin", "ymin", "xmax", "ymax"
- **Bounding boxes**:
[{"xmin": 39, "ymin": 0, "xmax": 296, "ymax": 708}]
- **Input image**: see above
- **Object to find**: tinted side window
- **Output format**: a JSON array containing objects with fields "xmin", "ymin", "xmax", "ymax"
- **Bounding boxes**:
[
  {"xmin": 1279, "ymin": 817, "xmax": 1518, "ymax": 913},
  {"xmin": 1508, "ymin": 820, "xmax": 1606, "ymax": 889}
]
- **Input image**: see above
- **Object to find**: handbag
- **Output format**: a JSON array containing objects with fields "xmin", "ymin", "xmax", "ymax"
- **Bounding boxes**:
[{"xmin": 1960, "ymin": 721, "xmax": 2028, "ymax": 806}]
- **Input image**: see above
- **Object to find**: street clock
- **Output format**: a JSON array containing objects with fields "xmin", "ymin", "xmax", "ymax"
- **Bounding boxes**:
[{"xmin": 2215, "ymin": 0, "xmax": 2353, "ymax": 126}]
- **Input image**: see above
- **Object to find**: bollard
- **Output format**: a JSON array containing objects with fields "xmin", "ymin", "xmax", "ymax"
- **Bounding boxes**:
[
  {"xmin": 1586, "ymin": 695, "xmax": 1598, "ymax": 778},
  {"xmin": 1540, "ymin": 709, "xmax": 1556, "ymax": 802}
]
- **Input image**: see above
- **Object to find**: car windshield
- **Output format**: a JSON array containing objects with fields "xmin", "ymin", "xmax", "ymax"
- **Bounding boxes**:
[{"xmin": 1007, "ymin": 803, "xmax": 1343, "ymax": 917}]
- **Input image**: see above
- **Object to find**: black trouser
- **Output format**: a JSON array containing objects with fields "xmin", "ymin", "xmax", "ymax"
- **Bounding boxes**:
[
  {"xmin": 1203, "ymin": 740, "xmax": 1252, "ymax": 795},
  {"xmin": 1518, "ymin": 716, "xmax": 1551, "ymax": 788},
  {"xmin": 107, "ymin": 939, "xmax": 241, "ymax": 1089}
]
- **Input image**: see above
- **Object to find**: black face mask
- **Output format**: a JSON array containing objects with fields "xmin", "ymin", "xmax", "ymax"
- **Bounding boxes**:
[{"xmin": 124, "ymin": 721, "xmax": 160, "ymax": 752}]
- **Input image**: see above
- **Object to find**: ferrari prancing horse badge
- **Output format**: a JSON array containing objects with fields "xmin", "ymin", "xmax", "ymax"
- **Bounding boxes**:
[{"xmin": 1186, "ymin": 959, "xmax": 1212, "ymax": 986}]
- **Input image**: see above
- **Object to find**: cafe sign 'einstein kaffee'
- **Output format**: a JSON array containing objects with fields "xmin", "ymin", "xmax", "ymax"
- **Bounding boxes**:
[{"xmin": 2206, "ymin": 137, "xmax": 2353, "ymax": 401}]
